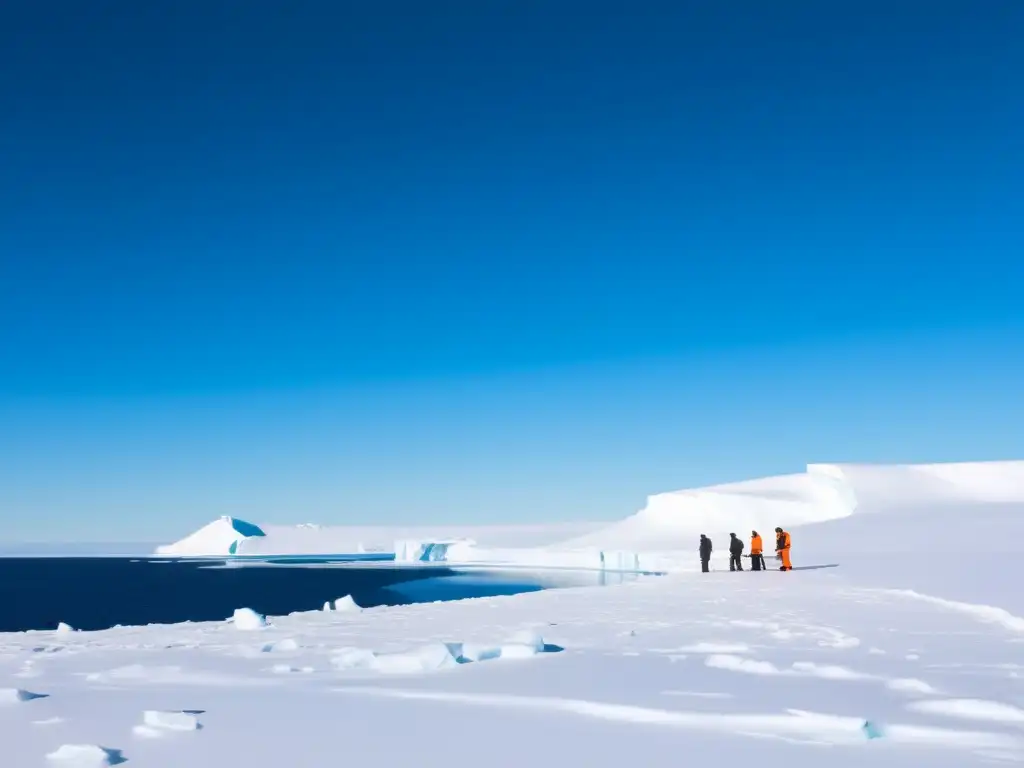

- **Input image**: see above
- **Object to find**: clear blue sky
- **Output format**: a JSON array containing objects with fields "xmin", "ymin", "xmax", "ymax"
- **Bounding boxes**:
[{"xmin": 1, "ymin": 1, "xmax": 1022, "ymax": 542}]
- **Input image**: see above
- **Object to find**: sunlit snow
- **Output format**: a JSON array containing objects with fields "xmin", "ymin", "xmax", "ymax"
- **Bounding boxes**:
[{"xmin": 4, "ymin": 460, "xmax": 1024, "ymax": 767}]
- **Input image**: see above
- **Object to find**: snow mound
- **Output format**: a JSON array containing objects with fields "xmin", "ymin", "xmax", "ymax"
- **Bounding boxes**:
[
  {"xmin": 0, "ymin": 687, "xmax": 48, "ymax": 704},
  {"xmin": 230, "ymin": 608, "xmax": 267, "ymax": 630},
  {"xmin": 908, "ymin": 698, "xmax": 1024, "ymax": 724},
  {"xmin": 55, "ymin": 622, "xmax": 75, "ymax": 635},
  {"xmin": 156, "ymin": 515, "xmax": 266, "ymax": 556},
  {"xmin": 46, "ymin": 744, "xmax": 126, "ymax": 767},
  {"xmin": 887, "ymin": 678, "xmax": 941, "ymax": 695}
]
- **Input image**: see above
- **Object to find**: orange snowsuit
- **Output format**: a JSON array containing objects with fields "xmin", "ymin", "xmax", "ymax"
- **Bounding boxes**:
[
  {"xmin": 776, "ymin": 530, "xmax": 792, "ymax": 570},
  {"xmin": 750, "ymin": 534, "xmax": 763, "ymax": 554}
]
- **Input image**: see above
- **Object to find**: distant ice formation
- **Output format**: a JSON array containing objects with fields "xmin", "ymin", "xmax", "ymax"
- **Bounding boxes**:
[
  {"xmin": 155, "ymin": 516, "xmax": 266, "ymax": 557},
  {"xmin": 154, "ymin": 461, "xmax": 1024, "ymax": 572}
]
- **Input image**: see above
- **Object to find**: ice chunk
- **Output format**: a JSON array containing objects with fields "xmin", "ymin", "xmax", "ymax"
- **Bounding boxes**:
[
  {"xmin": 55, "ymin": 622, "xmax": 75, "ymax": 635},
  {"xmin": 498, "ymin": 631, "xmax": 546, "ymax": 659},
  {"xmin": 46, "ymin": 744, "xmax": 125, "ymax": 766},
  {"xmin": 322, "ymin": 601, "xmax": 331, "ymax": 612},
  {"xmin": 455, "ymin": 643, "xmax": 502, "ymax": 663},
  {"xmin": 0, "ymin": 687, "xmax": 48, "ymax": 704},
  {"xmin": 394, "ymin": 538, "xmax": 470, "ymax": 562},
  {"xmin": 499, "ymin": 643, "xmax": 540, "ymax": 659},
  {"xmin": 333, "ymin": 595, "xmax": 361, "ymax": 612},
  {"xmin": 862, "ymin": 720, "xmax": 885, "ymax": 739},
  {"xmin": 230, "ymin": 608, "xmax": 267, "ymax": 630},
  {"xmin": 506, "ymin": 629, "xmax": 545, "ymax": 653},
  {"xmin": 142, "ymin": 710, "xmax": 201, "ymax": 731},
  {"xmin": 371, "ymin": 643, "xmax": 459, "ymax": 674},
  {"xmin": 331, "ymin": 644, "xmax": 460, "ymax": 674}
]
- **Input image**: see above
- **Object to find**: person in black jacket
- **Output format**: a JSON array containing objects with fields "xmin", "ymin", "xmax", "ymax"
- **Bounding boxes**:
[
  {"xmin": 699, "ymin": 534, "xmax": 712, "ymax": 573},
  {"xmin": 729, "ymin": 532, "xmax": 744, "ymax": 571}
]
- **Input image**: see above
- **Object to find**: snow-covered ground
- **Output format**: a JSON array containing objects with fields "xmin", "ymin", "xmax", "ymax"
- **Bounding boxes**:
[{"xmin": 5, "ymin": 461, "xmax": 1024, "ymax": 766}]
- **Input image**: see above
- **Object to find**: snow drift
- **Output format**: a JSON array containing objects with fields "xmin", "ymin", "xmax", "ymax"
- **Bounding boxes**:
[{"xmin": 560, "ymin": 460, "xmax": 1024, "ymax": 554}]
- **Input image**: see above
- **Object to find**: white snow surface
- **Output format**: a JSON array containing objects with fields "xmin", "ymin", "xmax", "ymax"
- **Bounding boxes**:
[{"xmin": 6, "ymin": 460, "xmax": 1024, "ymax": 766}]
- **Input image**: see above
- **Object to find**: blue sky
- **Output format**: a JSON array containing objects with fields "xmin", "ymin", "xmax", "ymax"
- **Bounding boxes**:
[{"xmin": 1, "ymin": 2, "xmax": 1022, "ymax": 541}]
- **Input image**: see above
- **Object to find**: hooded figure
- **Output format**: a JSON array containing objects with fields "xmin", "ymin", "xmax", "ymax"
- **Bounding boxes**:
[
  {"xmin": 775, "ymin": 526, "xmax": 792, "ymax": 571},
  {"xmin": 750, "ymin": 530, "xmax": 765, "ymax": 571},
  {"xmin": 728, "ymin": 532, "xmax": 744, "ymax": 571},
  {"xmin": 699, "ymin": 534, "xmax": 712, "ymax": 573}
]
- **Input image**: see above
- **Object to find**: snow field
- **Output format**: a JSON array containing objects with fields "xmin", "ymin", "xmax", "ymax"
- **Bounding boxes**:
[
  {"xmin": 9, "ymin": 461, "xmax": 1024, "ymax": 766},
  {"xmin": 4, "ymin": 561, "xmax": 1024, "ymax": 767}
]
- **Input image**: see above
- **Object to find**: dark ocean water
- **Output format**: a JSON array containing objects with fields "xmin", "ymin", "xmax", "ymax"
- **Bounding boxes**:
[{"xmin": 0, "ymin": 557, "xmax": 550, "ymax": 633}]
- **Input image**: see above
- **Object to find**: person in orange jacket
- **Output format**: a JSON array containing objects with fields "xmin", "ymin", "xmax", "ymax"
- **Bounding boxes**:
[
  {"xmin": 750, "ymin": 530, "xmax": 765, "ymax": 571},
  {"xmin": 774, "ymin": 526, "xmax": 792, "ymax": 571}
]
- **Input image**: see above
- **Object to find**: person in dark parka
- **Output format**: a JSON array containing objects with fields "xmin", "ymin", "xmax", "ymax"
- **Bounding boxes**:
[
  {"xmin": 699, "ymin": 534, "xmax": 712, "ymax": 573},
  {"xmin": 728, "ymin": 532, "xmax": 744, "ymax": 571}
]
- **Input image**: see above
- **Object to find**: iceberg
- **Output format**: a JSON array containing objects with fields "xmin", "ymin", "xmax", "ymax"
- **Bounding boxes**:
[{"xmin": 156, "ymin": 516, "xmax": 266, "ymax": 557}]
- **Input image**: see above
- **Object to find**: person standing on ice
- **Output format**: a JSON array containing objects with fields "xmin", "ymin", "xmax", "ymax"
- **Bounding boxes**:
[
  {"xmin": 774, "ymin": 527, "xmax": 792, "ymax": 571},
  {"xmin": 750, "ymin": 530, "xmax": 765, "ymax": 571},
  {"xmin": 728, "ymin": 533, "xmax": 744, "ymax": 571},
  {"xmin": 699, "ymin": 534, "xmax": 712, "ymax": 573}
]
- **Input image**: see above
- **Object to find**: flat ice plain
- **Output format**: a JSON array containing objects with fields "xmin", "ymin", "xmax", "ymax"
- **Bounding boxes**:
[{"xmin": 5, "ymin": 461, "xmax": 1024, "ymax": 767}]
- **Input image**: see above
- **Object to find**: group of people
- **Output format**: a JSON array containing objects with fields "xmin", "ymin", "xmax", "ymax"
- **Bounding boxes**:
[{"xmin": 698, "ymin": 528, "xmax": 792, "ymax": 572}]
